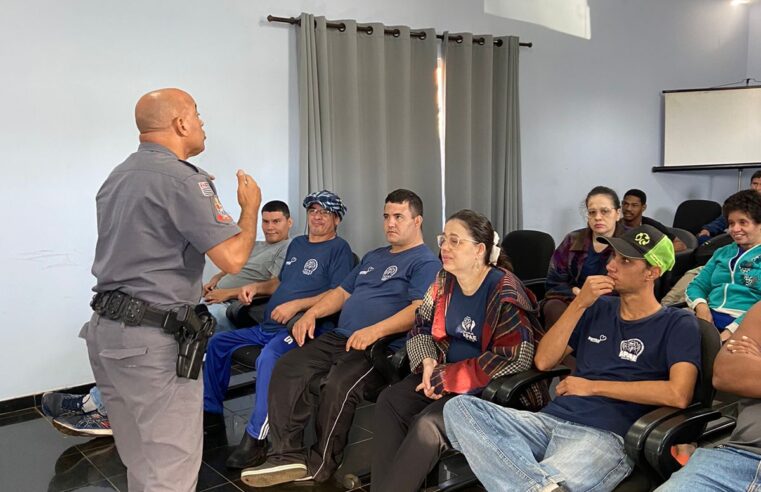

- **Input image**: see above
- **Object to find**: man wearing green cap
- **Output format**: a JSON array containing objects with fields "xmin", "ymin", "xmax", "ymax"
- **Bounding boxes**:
[{"xmin": 443, "ymin": 225, "xmax": 702, "ymax": 492}]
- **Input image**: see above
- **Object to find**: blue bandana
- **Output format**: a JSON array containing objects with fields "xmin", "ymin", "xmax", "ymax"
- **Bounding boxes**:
[{"xmin": 302, "ymin": 190, "xmax": 347, "ymax": 219}]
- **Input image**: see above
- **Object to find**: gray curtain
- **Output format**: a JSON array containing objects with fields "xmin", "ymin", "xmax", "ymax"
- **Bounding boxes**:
[
  {"xmin": 443, "ymin": 34, "xmax": 522, "ymax": 236},
  {"xmin": 298, "ymin": 13, "xmax": 442, "ymax": 256}
]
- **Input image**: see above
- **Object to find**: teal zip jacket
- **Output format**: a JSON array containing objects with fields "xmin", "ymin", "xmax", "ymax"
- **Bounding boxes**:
[{"xmin": 686, "ymin": 242, "xmax": 761, "ymax": 330}]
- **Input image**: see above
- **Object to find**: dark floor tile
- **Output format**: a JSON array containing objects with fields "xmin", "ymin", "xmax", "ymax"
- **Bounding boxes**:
[
  {"xmin": 62, "ymin": 479, "xmax": 118, "ymax": 491},
  {"xmin": 0, "ymin": 407, "xmax": 43, "ymax": 426},
  {"xmin": 334, "ymin": 439, "xmax": 373, "ymax": 485},
  {"xmin": 197, "ymin": 462, "xmax": 229, "ymax": 490},
  {"xmin": 203, "ymin": 444, "xmax": 245, "ymax": 482},
  {"xmin": 205, "ymin": 481, "xmax": 245, "ymax": 491},
  {"xmin": 346, "ymin": 423, "xmax": 372, "ymax": 445},
  {"xmin": 76, "ymin": 436, "xmax": 116, "ymax": 455},
  {"xmin": 224, "ymin": 394, "xmax": 255, "ymax": 414},
  {"xmin": 237, "ymin": 478, "xmax": 347, "ymax": 491},
  {"xmin": 106, "ymin": 473, "xmax": 128, "ymax": 492},
  {"xmin": 83, "ymin": 441, "xmax": 126, "ymax": 478},
  {"xmin": 204, "ymin": 413, "xmax": 249, "ymax": 451},
  {"xmin": 0, "ymin": 416, "xmax": 106, "ymax": 491}
]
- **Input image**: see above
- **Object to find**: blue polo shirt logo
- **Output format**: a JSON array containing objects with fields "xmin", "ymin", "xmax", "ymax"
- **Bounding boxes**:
[
  {"xmin": 459, "ymin": 316, "xmax": 478, "ymax": 342},
  {"xmin": 359, "ymin": 266, "xmax": 375, "ymax": 275},
  {"xmin": 381, "ymin": 266, "xmax": 398, "ymax": 281},
  {"xmin": 286, "ymin": 257, "xmax": 297, "ymax": 266},
  {"xmin": 303, "ymin": 259, "xmax": 318, "ymax": 275},
  {"xmin": 587, "ymin": 334, "xmax": 607, "ymax": 344},
  {"xmin": 619, "ymin": 338, "xmax": 645, "ymax": 362}
]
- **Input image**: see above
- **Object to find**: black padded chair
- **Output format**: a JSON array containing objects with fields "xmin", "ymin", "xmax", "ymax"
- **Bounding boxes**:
[
  {"xmin": 694, "ymin": 233, "xmax": 733, "ymax": 267},
  {"xmin": 427, "ymin": 318, "xmax": 725, "ymax": 491},
  {"xmin": 501, "ymin": 230, "xmax": 556, "ymax": 300},
  {"xmin": 659, "ymin": 227, "xmax": 699, "ymax": 298},
  {"xmin": 672, "ymin": 200, "xmax": 722, "ymax": 236}
]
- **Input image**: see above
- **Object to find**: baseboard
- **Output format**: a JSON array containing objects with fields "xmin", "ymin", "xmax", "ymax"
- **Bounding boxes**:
[{"xmin": 0, "ymin": 383, "xmax": 97, "ymax": 415}]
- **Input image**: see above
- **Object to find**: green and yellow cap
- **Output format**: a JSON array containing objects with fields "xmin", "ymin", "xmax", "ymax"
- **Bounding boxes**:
[{"xmin": 596, "ymin": 224, "xmax": 675, "ymax": 272}]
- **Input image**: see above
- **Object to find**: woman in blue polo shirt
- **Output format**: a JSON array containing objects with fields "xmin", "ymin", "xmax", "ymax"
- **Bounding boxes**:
[
  {"xmin": 370, "ymin": 210, "xmax": 550, "ymax": 492},
  {"xmin": 687, "ymin": 189, "xmax": 761, "ymax": 341}
]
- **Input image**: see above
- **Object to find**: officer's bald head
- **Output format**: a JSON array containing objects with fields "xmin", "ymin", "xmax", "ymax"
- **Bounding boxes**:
[{"xmin": 135, "ymin": 88, "xmax": 195, "ymax": 134}]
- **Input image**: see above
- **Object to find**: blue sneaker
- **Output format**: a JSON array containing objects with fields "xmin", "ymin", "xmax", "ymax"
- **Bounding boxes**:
[
  {"xmin": 52, "ymin": 411, "xmax": 112, "ymax": 437},
  {"xmin": 41, "ymin": 392, "xmax": 91, "ymax": 418}
]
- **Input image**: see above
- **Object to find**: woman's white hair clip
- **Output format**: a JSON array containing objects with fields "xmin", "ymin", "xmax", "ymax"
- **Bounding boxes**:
[{"xmin": 489, "ymin": 231, "xmax": 501, "ymax": 265}]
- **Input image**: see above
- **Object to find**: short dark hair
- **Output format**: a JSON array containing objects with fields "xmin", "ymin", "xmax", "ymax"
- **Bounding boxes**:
[
  {"xmin": 751, "ymin": 170, "xmax": 761, "ymax": 182},
  {"xmin": 723, "ymin": 189, "xmax": 761, "ymax": 224},
  {"xmin": 586, "ymin": 185, "xmax": 621, "ymax": 209},
  {"xmin": 623, "ymin": 189, "xmax": 647, "ymax": 205},
  {"xmin": 447, "ymin": 209, "xmax": 512, "ymax": 271},
  {"xmin": 262, "ymin": 200, "xmax": 290, "ymax": 219},
  {"xmin": 385, "ymin": 189, "xmax": 423, "ymax": 217}
]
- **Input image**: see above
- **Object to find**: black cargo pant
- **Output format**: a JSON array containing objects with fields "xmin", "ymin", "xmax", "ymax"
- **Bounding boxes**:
[
  {"xmin": 371, "ymin": 373, "xmax": 455, "ymax": 492},
  {"xmin": 267, "ymin": 331, "xmax": 385, "ymax": 482}
]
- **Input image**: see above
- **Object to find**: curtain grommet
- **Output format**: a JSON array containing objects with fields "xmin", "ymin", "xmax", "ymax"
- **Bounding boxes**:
[
  {"xmin": 338, "ymin": 22, "xmax": 346, "ymax": 32},
  {"xmin": 366, "ymin": 26, "xmax": 374, "ymax": 35},
  {"xmin": 393, "ymin": 28, "xmax": 400, "ymax": 38}
]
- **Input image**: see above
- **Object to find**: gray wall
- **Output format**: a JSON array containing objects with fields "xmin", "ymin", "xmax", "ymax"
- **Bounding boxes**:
[{"xmin": 0, "ymin": 0, "xmax": 754, "ymax": 399}]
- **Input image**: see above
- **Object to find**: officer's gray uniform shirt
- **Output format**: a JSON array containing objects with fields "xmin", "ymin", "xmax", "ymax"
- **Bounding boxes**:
[{"xmin": 92, "ymin": 143, "xmax": 240, "ymax": 306}]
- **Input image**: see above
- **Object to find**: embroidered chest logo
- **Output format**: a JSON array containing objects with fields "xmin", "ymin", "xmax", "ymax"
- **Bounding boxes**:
[
  {"xmin": 198, "ymin": 181, "xmax": 214, "ymax": 197},
  {"xmin": 587, "ymin": 334, "xmax": 607, "ymax": 344},
  {"xmin": 740, "ymin": 260, "xmax": 758, "ymax": 287},
  {"xmin": 303, "ymin": 259, "xmax": 319, "ymax": 275},
  {"xmin": 359, "ymin": 266, "xmax": 375, "ymax": 275},
  {"xmin": 459, "ymin": 317, "xmax": 478, "ymax": 342},
  {"xmin": 285, "ymin": 257, "xmax": 297, "ymax": 266},
  {"xmin": 619, "ymin": 338, "xmax": 645, "ymax": 362},
  {"xmin": 381, "ymin": 266, "xmax": 398, "ymax": 281}
]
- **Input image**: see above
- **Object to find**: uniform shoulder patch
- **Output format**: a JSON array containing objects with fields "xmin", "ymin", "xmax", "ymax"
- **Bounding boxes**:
[
  {"xmin": 211, "ymin": 196, "xmax": 233, "ymax": 224},
  {"xmin": 198, "ymin": 181, "xmax": 215, "ymax": 197}
]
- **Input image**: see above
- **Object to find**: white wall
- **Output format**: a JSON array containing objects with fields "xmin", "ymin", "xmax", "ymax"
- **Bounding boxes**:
[
  {"xmin": 749, "ymin": 3, "xmax": 761, "ymax": 78},
  {"xmin": 0, "ymin": 0, "xmax": 753, "ymax": 400}
]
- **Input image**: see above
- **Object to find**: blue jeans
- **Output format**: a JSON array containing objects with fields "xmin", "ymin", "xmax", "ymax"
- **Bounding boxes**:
[
  {"xmin": 89, "ymin": 386, "xmax": 107, "ymax": 414},
  {"xmin": 656, "ymin": 446, "xmax": 761, "ymax": 491},
  {"xmin": 443, "ymin": 395, "xmax": 633, "ymax": 492},
  {"xmin": 202, "ymin": 326, "xmax": 301, "ymax": 440},
  {"xmin": 205, "ymin": 302, "xmax": 236, "ymax": 333}
]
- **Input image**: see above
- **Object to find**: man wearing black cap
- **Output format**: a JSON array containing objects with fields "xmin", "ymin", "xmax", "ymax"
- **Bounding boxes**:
[
  {"xmin": 443, "ymin": 225, "xmax": 701, "ymax": 492},
  {"xmin": 203, "ymin": 190, "xmax": 354, "ymax": 469}
]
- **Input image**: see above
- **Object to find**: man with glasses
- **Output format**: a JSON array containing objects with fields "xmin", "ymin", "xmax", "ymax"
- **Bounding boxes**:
[
  {"xmin": 202, "ymin": 190, "xmax": 354, "ymax": 470},
  {"xmin": 241, "ymin": 189, "xmax": 441, "ymax": 487}
]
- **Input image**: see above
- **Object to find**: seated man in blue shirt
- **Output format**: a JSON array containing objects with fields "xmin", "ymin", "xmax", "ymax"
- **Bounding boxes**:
[
  {"xmin": 698, "ymin": 170, "xmax": 761, "ymax": 243},
  {"xmin": 444, "ymin": 225, "xmax": 701, "ymax": 492},
  {"xmin": 241, "ymin": 189, "xmax": 442, "ymax": 487},
  {"xmin": 657, "ymin": 300, "xmax": 761, "ymax": 491},
  {"xmin": 203, "ymin": 190, "xmax": 355, "ymax": 469}
]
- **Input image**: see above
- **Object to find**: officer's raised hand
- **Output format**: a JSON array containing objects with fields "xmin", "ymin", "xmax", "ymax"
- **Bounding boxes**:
[
  {"xmin": 575, "ymin": 275, "xmax": 615, "ymax": 308},
  {"xmin": 236, "ymin": 170, "xmax": 262, "ymax": 212}
]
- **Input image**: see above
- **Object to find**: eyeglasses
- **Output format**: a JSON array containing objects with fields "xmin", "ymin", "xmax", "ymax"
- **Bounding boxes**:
[
  {"xmin": 307, "ymin": 208, "xmax": 333, "ymax": 217},
  {"xmin": 436, "ymin": 234, "xmax": 479, "ymax": 249},
  {"xmin": 585, "ymin": 208, "xmax": 615, "ymax": 219}
]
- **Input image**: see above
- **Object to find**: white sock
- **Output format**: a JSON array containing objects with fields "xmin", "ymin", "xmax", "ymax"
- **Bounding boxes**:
[{"xmin": 81, "ymin": 394, "xmax": 97, "ymax": 413}]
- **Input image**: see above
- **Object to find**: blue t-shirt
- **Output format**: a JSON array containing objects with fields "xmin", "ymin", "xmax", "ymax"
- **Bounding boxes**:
[
  {"xmin": 541, "ymin": 297, "xmax": 701, "ymax": 437},
  {"xmin": 259, "ymin": 235, "xmax": 354, "ymax": 332},
  {"xmin": 445, "ymin": 268, "xmax": 503, "ymax": 363},
  {"xmin": 579, "ymin": 244, "xmax": 605, "ymax": 286},
  {"xmin": 335, "ymin": 244, "xmax": 441, "ymax": 343}
]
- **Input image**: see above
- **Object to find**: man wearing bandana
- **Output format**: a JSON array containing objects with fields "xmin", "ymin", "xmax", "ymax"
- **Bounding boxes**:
[{"xmin": 202, "ymin": 190, "xmax": 354, "ymax": 470}]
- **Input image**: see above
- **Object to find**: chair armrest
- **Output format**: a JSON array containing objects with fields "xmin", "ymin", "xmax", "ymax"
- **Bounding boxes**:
[
  {"xmin": 644, "ymin": 407, "xmax": 724, "ymax": 479},
  {"xmin": 226, "ymin": 297, "xmax": 270, "ymax": 327},
  {"xmin": 664, "ymin": 301, "xmax": 687, "ymax": 309},
  {"xmin": 623, "ymin": 404, "xmax": 700, "ymax": 468},
  {"xmin": 481, "ymin": 366, "xmax": 571, "ymax": 405},
  {"xmin": 365, "ymin": 335, "xmax": 409, "ymax": 384}
]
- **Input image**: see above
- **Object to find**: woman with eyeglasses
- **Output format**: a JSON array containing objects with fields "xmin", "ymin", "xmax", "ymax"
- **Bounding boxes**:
[
  {"xmin": 686, "ymin": 189, "xmax": 761, "ymax": 342},
  {"xmin": 370, "ymin": 209, "xmax": 550, "ymax": 492},
  {"xmin": 542, "ymin": 185, "xmax": 626, "ymax": 328}
]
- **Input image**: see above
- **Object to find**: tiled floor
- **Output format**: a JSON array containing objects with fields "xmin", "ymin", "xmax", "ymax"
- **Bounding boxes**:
[{"xmin": 0, "ymin": 368, "xmax": 484, "ymax": 492}]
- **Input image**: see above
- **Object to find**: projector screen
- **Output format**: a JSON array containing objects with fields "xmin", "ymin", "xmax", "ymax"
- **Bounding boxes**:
[{"xmin": 663, "ymin": 86, "xmax": 761, "ymax": 167}]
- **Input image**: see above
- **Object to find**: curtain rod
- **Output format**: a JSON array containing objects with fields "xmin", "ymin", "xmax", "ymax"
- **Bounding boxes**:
[{"xmin": 267, "ymin": 15, "xmax": 533, "ymax": 48}]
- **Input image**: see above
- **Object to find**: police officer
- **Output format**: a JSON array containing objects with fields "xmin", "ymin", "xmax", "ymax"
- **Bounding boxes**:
[{"xmin": 83, "ymin": 88, "xmax": 262, "ymax": 492}]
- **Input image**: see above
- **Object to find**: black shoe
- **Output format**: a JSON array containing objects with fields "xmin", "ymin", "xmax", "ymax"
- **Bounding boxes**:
[{"xmin": 226, "ymin": 433, "xmax": 267, "ymax": 469}]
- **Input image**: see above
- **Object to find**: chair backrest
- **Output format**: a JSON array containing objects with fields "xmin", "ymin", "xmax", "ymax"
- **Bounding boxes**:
[
  {"xmin": 668, "ymin": 227, "xmax": 698, "ymax": 252},
  {"xmin": 672, "ymin": 200, "xmax": 722, "ymax": 235},
  {"xmin": 501, "ymin": 230, "xmax": 556, "ymax": 282},
  {"xmin": 693, "ymin": 318, "xmax": 722, "ymax": 407}
]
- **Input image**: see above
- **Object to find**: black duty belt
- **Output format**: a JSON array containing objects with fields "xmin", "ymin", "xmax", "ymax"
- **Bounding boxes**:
[{"xmin": 90, "ymin": 291, "xmax": 183, "ymax": 333}]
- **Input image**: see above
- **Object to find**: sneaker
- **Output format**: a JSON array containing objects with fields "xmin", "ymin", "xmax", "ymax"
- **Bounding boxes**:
[
  {"xmin": 41, "ymin": 392, "xmax": 93, "ymax": 418},
  {"xmin": 225, "ymin": 433, "xmax": 267, "ymax": 469},
  {"xmin": 52, "ymin": 411, "xmax": 113, "ymax": 437},
  {"xmin": 240, "ymin": 460, "xmax": 308, "ymax": 488}
]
